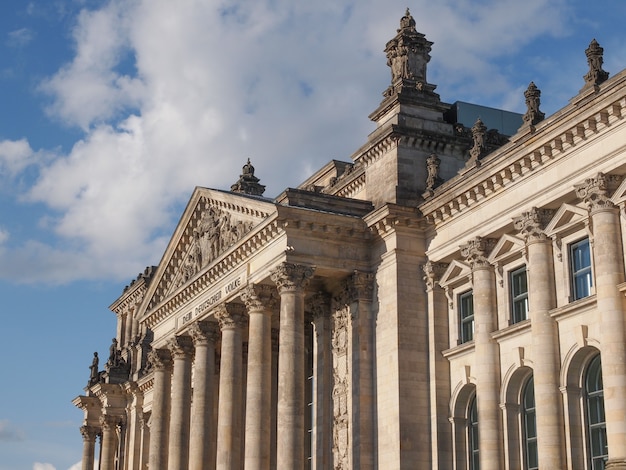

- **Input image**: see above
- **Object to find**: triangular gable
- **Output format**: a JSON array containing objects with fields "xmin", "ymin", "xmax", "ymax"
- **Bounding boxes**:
[
  {"xmin": 139, "ymin": 187, "xmax": 275, "ymax": 317},
  {"xmin": 544, "ymin": 203, "xmax": 587, "ymax": 236},
  {"xmin": 438, "ymin": 259, "xmax": 471, "ymax": 288},
  {"xmin": 611, "ymin": 176, "xmax": 626, "ymax": 205},
  {"xmin": 488, "ymin": 234, "xmax": 525, "ymax": 264}
]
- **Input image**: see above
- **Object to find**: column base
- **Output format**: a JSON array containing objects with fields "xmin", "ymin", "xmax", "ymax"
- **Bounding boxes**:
[{"xmin": 606, "ymin": 459, "xmax": 626, "ymax": 469}]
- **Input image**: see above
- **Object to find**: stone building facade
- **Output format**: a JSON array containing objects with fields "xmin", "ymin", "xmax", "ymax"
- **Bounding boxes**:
[{"xmin": 74, "ymin": 9, "xmax": 626, "ymax": 470}]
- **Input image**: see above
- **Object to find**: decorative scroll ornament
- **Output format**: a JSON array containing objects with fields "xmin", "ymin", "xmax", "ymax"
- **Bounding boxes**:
[
  {"xmin": 460, "ymin": 237, "xmax": 496, "ymax": 269},
  {"xmin": 522, "ymin": 82, "xmax": 545, "ymax": 128},
  {"xmin": 188, "ymin": 320, "xmax": 219, "ymax": 346},
  {"xmin": 422, "ymin": 261, "xmax": 448, "ymax": 290},
  {"xmin": 574, "ymin": 172, "xmax": 622, "ymax": 213},
  {"xmin": 270, "ymin": 263, "xmax": 314, "ymax": 293},
  {"xmin": 513, "ymin": 207, "xmax": 555, "ymax": 243},
  {"xmin": 582, "ymin": 39, "xmax": 609, "ymax": 90}
]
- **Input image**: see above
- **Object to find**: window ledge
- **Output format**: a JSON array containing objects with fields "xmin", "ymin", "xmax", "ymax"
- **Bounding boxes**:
[
  {"xmin": 550, "ymin": 295, "xmax": 597, "ymax": 320},
  {"xmin": 442, "ymin": 340, "xmax": 475, "ymax": 359},
  {"xmin": 491, "ymin": 318, "xmax": 531, "ymax": 341}
]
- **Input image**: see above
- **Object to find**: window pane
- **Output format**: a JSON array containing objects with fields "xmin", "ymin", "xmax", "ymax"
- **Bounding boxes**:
[
  {"xmin": 459, "ymin": 291, "xmax": 474, "ymax": 343},
  {"xmin": 571, "ymin": 239, "xmax": 592, "ymax": 300},
  {"xmin": 585, "ymin": 355, "xmax": 607, "ymax": 469},
  {"xmin": 510, "ymin": 266, "xmax": 529, "ymax": 323}
]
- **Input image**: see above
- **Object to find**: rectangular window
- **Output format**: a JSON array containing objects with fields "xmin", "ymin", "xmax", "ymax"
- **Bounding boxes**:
[
  {"xmin": 510, "ymin": 266, "xmax": 529, "ymax": 323},
  {"xmin": 570, "ymin": 238, "xmax": 592, "ymax": 300},
  {"xmin": 459, "ymin": 291, "xmax": 474, "ymax": 344}
]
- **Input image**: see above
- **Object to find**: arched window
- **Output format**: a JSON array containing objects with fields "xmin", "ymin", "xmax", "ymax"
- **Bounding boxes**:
[
  {"xmin": 468, "ymin": 397, "xmax": 479, "ymax": 470},
  {"xmin": 585, "ymin": 355, "xmax": 607, "ymax": 469},
  {"xmin": 522, "ymin": 377, "xmax": 538, "ymax": 470}
]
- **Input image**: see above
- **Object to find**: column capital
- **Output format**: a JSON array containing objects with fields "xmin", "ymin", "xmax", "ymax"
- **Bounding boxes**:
[
  {"xmin": 188, "ymin": 320, "xmax": 219, "ymax": 346},
  {"xmin": 460, "ymin": 237, "xmax": 496, "ymax": 270},
  {"xmin": 575, "ymin": 172, "xmax": 622, "ymax": 213},
  {"xmin": 241, "ymin": 284, "xmax": 278, "ymax": 313},
  {"xmin": 422, "ymin": 261, "xmax": 448, "ymax": 290},
  {"xmin": 513, "ymin": 207, "xmax": 555, "ymax": 243},
  {"xmin": 214, "ymin": 303, "xmax": 247, "ymax": 330},
  {"xmin": 270, "ymin": 262, "xmax": 314, "ymax": 293},
  {"xmin": 80, "ymin": 424, "xmax": 99, "ymax": 442},
  {"xmin": 100, "ymin": 414, "xmax": 124, "ymax": 430},
  {"xmin": 167, "ymin": 335, "xmax": 194, "ymax": 360},
  {"xmin": 307, "ymin": 291, "xmax": 331, "ymax": 321},
  {"xmin": 147, "ymin": 348, "xmax": 173, "ymax": 372},
  {"xmin": 350, "ymin": 270, "xmax": 375, "ymax": 302}
]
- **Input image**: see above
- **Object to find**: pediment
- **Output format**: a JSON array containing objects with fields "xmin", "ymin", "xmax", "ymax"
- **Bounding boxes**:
[
  {"xmin": 439, "ymin": 260, "xmax": 471, "ymax": 288},
  {"xmin": 140, "ymin": 188, "xmax": 275, "ymax": 314},
  {"xmin": 544, "ymin": 203, "xmax": 588, "ymax": 236},
  {"xmin": 611, "ymin": 176, "xmax": 626, "ymax": 205},
  {"xmin": 488, "ymin": 234, "xmax": 525, "ymax": 264}
]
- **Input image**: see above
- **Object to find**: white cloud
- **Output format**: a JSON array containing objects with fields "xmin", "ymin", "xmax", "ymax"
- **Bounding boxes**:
[
  {"xmin": 7, "ymin": 27, "xmax": 35, "ymax": 48},
  {"xmin": 0, "ymin": 0, "xmax": 600, "ymax": 283},
  {"xmin": 0, "ymin": 419, "xmax": 25, "ymax": 441},
  {"xmin": 33, "ymin": 463, "xmax": 55, "ymax": 470}
]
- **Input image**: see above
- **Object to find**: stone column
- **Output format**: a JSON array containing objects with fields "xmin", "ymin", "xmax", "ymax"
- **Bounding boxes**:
[
  {"xmin": 309, "ymin": 292, "xmax": 332, "ymax": 470},
  {"xmin": 461, "ymin": 237, "xmax": 502, "ymax": 470},
  {"xmin": 423, "ymin": 261, "xmax": 452, "ymax": 470},
  {"xmin": 242, "ymin": 284, "xmax": 276, "ymax": 470},
  {"xmin": 350, "ymin": 271, "xmax": 376, "ymax": 470},
  {"xmin": 189, "ymin": 320, "xmax": 219, "ymax": 470},
  {"xmin": 271, "ymin": 328, "xmax": 279, "ymax": 470},
  {"xmin": 514, "ymin": 207, "xmax": 566, "ymax": 468},
  {"xmin": 270, "ymin": 262, "xmax": 314, "ymax": 470},
  {"xmin": 576, "ymin": 174, "xmax": 626, "ymax": 468},
  {"xmin": 124, "ymin": 310, "xmax": 134, "ymax": 347},
  {"xmin": 167, "ymin": 335, "xmax": 194, "ymax": 470},
  {"xmin": 215, "ymin": 303, "xmax": 247, "ymax": 470},
  {"xmin": 146, "ymin": 348, "xmax": 173, "ymax": 469},
  {"xmin": 99, "ymin": 415, "xmax": 119, "ymax": 470},
  {"xmin": 80, "ymin": 425, "xmax": 99, "ymax": 470},
  {"xmin": 126, "ymin": 384, "xmax": 144, "ymax": 470}
]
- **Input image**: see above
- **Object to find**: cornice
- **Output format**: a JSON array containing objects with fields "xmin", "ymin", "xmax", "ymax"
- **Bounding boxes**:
[
  {"xmin": 420, "ymin": 89, "xmax": 626, "ymax": 225},
  {"xmin": 363, "ymin": 203, "xmax": 425, "ymax": 238}
]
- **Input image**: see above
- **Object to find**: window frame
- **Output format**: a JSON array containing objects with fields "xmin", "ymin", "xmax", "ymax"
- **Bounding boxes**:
[
  {"xmin": 569, "ymin": 237, "xmax": 593, "ymax": 301},
  {"xmin": 585, "ymin": 355, "xmax": 607, "ymax": 470},
  {"xmin": 458, "ymin": 290, "xmax": 475, "ymax": 344},
  {"xmin": 522, "ymin": 376, "xmax": 538, "ymax": 470},
  {"xmin": 509, "ymin": 265, "xmax": 529, "ymax": 324}
]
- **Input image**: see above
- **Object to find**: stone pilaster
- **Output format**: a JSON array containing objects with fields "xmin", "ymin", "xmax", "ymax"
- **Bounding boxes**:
[
  {"xmin": 460, "ymin": 237, "xmax": 502, "ymax": 470},
  {"xmin": 423, "ymin": 261, "xmax": 452, "ymax": 469},
  {"xmin": 576, "ymin": 173, "xmax": 626, "ymax": 468},
  {"xmin": 242, "ymin": 284, "xmax": 277, "ymax": 470},
  {"xmin": 99, "ymin": 415, "xmax": 120, "ymax": 470},
  {"xmin": 146, "ymin": 348, "xmax": 173, "ymax": 470},
  {"xmin": 308, "ymin": 292, "xmax": 333, "ymax": 470},
  {"xmin": 167, "ymin": 335, "xmax": 194, "ymax": 470},
  {"xmin": 125, "ymin": 384, "xmax": 144, "ymax": 470},
  {"xmin": 350, "ymin": 271, "xmax": 376, "ymax": 470},
  {"xmin": 514, "ymin": 207, "xmax": 565, "ymax": 468},
  {"xmin": 215, "ymin": 302, "xmax": 247, "ymax": 470},
  {"xmin": 270, "ymin": 262, "xmax": 314, "ymax": 470},
  {"xmin": 80, "ymin": 425, "xmax": 99, "ymax": 470},
  {"xmin": 189, "ymin": 320, "xmax": 219, "ymax": 470}
]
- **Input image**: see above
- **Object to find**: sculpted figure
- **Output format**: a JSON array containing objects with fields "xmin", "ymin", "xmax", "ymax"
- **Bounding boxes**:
[{"xmin": 89, "ymin": 352, "xmax": 99, "ymax": 385}]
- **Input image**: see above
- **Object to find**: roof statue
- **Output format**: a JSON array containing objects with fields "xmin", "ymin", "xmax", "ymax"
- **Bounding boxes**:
[
  {"xmin": 383, "ymin": 8, "xmax": 438, "ymax": 100},
  {"xmin": 582, "ymin": 39, "xmax": 609, "ymax": 91},
  {"xmin": 521, "ymin": 81, "xmax": 545, "ymax": 130},
  {"xmin": 231, "ymin": 158, "xmax": 266, "ymax": 196},
  {"xmin": 467, "ymin": 117, "xmax": 487, "ymax": 166}
]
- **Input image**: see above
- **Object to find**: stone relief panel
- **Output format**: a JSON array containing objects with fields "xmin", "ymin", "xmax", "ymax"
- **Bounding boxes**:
[{"xmin": 331, "ymin": 287, "xmax": 351, "ymax": 470}]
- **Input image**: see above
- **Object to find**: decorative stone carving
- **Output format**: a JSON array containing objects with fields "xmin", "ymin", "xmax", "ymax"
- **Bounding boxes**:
[
  {"xmin": 146, "ymin": 348, "xmax": 173, "ymax": 372},
  {"xmin": 80, "ymin": 424, "xmax": 99, "ymax": 442},
  {"xmin": 214, "ymin": 303, "xmax": 247, "ymax": 330},
  {"xmin": 230, "ymin": 158, "xmax": 266, "ymax": 196},
  {"xmin": 100, "ymin": 414, "xmax": 123, "ymax": 431},
  {"xmin": 575, "ymin": 172, "xmax": 622, "ymax": 213},
  {"xmin": 425, "ymin": 153, "xmax": 443, "ymax": 195},
  {"xmin": 331, "ymin": 297, "xmax": 351, "ymax": 469},
  {"xmin": 582, "ymin": 39, "xmax": 609, "ymax": 90},
  {"xmin": 307, "ymin": 291, "xmax": 331, "ymax": 321},
  {"xmin": 460, "ymin": 237, "xmax": 497, "ymax": 269},
  {"xmin": 522, "ymin": 82, "xmax": 545, "ymax": 128},
  {"xmin": 467, "ymin": 118, "xmax": 487, "ymax": 166},
  {"xmin": 351, "ymin": 271, "xmax": 375, "ymax": 302},
  {"xmin": 513, "ymin": 207, "xmax": 555, "ymax": 242},
  {"xmin": 422, "ymin": 262, "xmax": 448, "ymax": 290},
  {"xmin": 88, "ymin": 352, "xmax": 100, "ymax": 386},
  {"xmin": 107, "ymin": 338, "xmax": 122, "ymax": 367},
  {"xmin": 270, "ymin": 263, "xmax": 314, "ymax": 293},
  {"xmin": 188, "ymin": 320, "xmax": 219, "ymax": 346},
  {"xmin": 167, "ymin": 335, "xmax": 194, "ymax": 360},
  {"xmin": 241, "ymin": 284, "xmax": 277, "ymax": 312}
]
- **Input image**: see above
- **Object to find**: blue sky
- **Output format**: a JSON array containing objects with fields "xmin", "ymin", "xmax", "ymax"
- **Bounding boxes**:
[{"xmin": 0, "ymin": 1, "xmax": 625, "ymax": 469}]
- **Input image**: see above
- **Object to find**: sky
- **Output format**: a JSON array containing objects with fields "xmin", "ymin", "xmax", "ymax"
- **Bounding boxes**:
[{"xmin": 0, "ymin": 0, "xmax": 625, "ymax": 468}]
